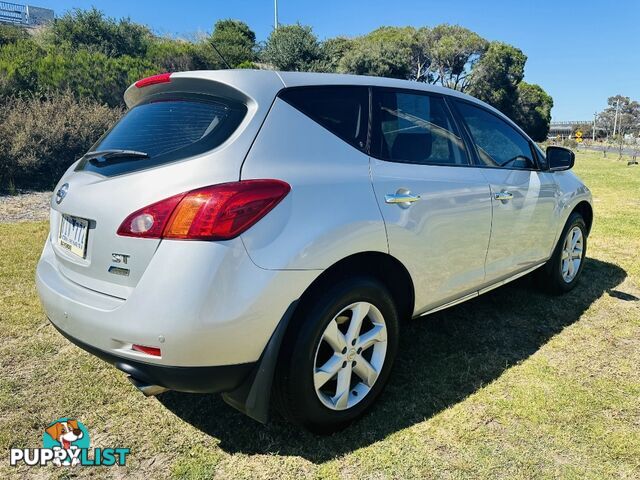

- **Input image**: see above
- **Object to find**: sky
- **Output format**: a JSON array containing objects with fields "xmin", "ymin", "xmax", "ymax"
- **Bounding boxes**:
[{"xmin": 35, "ymin": 0, "xmax": 640, "ymax": 120}]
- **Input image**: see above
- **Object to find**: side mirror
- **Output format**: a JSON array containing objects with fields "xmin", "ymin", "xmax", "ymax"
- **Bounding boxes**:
[{"xmin": 546, "ymin": 146, "xmax": 575, "ymax": 171}]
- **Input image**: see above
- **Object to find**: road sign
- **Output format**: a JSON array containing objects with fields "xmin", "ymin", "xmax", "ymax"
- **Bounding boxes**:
[
  {"xmin": 576, "ymin": 137, "xmax": 583, "ymax": 143},
  {"xmin": 575, "ymin": 130, "xmax": 583, "ymax": 138}
]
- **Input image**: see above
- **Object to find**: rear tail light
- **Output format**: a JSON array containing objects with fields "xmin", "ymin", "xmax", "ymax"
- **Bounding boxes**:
[
  {"xmin": 117, "ymin": 180, "xmax": 291, "ymax": 240},
  {"xmin": 135, "ymin": 72, "xmax": 172, "ymax": 88}
]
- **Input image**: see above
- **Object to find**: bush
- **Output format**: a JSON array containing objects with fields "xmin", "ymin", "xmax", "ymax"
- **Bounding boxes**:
[
  {"xmin": 49, "ymin": 7, "xmax": 152, "ymax": 57},
  {"xmin": 0, "ymin": 92, "xmax": 122, "ymax": 191},
  {"xmin": 0, "ymin": 40, "xmax": 158, "ymax": 107}
]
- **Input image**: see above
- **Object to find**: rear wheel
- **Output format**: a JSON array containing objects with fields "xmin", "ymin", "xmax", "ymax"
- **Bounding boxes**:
[
  {"xmin": 274, "ymin": 277, "xmax": 399, "ymax": 434},
  {"xmin": 537, "ymin": 212, "xmax": 587, "ymax": 294}
]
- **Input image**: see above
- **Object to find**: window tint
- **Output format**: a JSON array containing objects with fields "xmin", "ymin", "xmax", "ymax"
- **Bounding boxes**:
[
  {"xmin": 76, "ymin": 96, "xmax": 246, "ymax": 177},
  {"xmin": 372, "ymin": 90, "xmax": 468, "ymax": 165},
  {"xmin": 279, "ymin": 86, "xmax": 368, "ymax": 150},
  {"xmin": 455, "ymin": 101, "xmax": 535, "ymax": 169}
]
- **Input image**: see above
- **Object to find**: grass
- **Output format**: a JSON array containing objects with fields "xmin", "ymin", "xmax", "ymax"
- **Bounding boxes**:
[{"xmin": 0, "ymin": 151, "xmax": 639, "ymax": 479}]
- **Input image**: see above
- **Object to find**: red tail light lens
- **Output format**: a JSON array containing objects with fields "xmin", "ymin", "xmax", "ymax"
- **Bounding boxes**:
[
  {"xmin": 117, "ymin": 180, "xmax": 290, "ymax": 240},
  {"xmin": 135, "ymin": 72, "xmax": 172, "ymax": 88}
]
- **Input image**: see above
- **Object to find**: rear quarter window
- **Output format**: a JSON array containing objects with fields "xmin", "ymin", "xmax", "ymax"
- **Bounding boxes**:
[
  {"xmin": 76, "ymin": 94, "xmax": 246, "ymax": 177},
  {"xmin": 278, "ymin": 86, "xmax": 369, "ymax": 151}
]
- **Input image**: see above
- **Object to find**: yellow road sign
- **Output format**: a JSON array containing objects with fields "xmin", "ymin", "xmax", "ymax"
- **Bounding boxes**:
[
  {"xmin": 575, "ymin": 130, "xmax": 583, "ymax": 138},
  {"xmin": 576, "ymin": 137, "xmax": 583, "ymax": 143}
]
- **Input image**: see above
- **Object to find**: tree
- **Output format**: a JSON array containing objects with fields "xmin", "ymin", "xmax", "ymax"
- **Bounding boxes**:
[
  {"xmin": 597, "ymin": 95, "xmax": 640, "ymax": 137},
  {"xmin": 338, "ymin": 35, "xmax": 413, "ymax": 79},
  {"xmin": 209, "ymin": 19, "xmax": 256, "ymax": 68},
  {"xmin": 359, "ymin": 27, "xmax": 432, "ymax": 81},
  {"xmin": 468, "ymin": 41, "xmax": 526, "ymax": 118},
  {"xmin": 428, "ymin": 24, "xmax": 487, "ymax": 90},
  {"xmin": 514, "ymin": 82, "xmax": 553, "ymax": 141},
  {"xmin": 49, "ymin": 8, "xmax": 151, "ymax": 57},
  {"xmin": 317, "ymin": 36, "xmax": 353, "ymax": 73},
  {"xmin": 261, "ymin": 24, "xmax": 321, "ymax": 71}
]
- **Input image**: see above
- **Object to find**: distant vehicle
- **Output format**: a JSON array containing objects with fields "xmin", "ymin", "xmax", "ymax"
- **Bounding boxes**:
[{"xmin": 36, "ymin": 70, "xmax": 593, "ymax": 433}]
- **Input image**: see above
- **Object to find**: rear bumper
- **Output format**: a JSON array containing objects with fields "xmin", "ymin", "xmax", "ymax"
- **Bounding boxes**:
[
  {"xmin": 52, "ymin": 321, "xmax": 254, "ymax": 393},
  {"xmin": 36, "ymin": 234, "xmax": 320, "ymax": 368}
]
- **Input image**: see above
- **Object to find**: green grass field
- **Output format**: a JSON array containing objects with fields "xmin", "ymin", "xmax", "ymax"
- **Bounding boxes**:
[{"xmin": 1, "ymin": 151, "xmax": 638, "ymax": 479}]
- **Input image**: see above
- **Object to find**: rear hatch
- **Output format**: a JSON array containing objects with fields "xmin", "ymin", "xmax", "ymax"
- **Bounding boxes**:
[{"xmin": 48, "ymin": 70, "xmax": 284, "ymax": 299}]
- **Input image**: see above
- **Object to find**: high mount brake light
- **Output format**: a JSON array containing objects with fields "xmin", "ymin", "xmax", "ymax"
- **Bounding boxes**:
[
  {"xmin": 117, "ymin": 180, "xmax": 291, "ymax": 240},
  {"xmin": 134, "ymin": 73, "xmax": 172, "ymax": 88}
]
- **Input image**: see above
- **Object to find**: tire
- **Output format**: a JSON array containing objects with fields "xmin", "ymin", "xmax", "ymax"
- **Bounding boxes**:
[
  {"xmin": 537, "ymin": 212, "xmax": 587, "ymax": 294},
  {"xmin": 274, "ymin": 276, "xmax": 399, "ymax": 434}
]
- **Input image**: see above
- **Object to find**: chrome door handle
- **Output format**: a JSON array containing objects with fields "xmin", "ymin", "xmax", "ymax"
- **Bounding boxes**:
[
  {"xmin": 494, "ymin": 191, "xmax": 513, "ymax": 201},
  {"xmin": 385, "ymin": 192, "xmax": 421, "ymax": 206}
]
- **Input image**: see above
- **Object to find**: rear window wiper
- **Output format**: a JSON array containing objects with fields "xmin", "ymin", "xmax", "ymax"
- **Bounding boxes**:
[{"xmin": 82, "ymin": 149, "xmax": 150, "ymax": 161}]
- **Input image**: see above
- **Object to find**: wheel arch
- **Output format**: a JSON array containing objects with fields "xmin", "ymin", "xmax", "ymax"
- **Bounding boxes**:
[
  {"xmin": 296, "ymin": 251, "xmax": 415, "ymax": 322},
  {"xmin": 572, "ymin": 200, "xmax": 593, "ymax": 236},
  {"xmin": 221, "ymin": 251, "xmax": 415, "ymax": 423}
]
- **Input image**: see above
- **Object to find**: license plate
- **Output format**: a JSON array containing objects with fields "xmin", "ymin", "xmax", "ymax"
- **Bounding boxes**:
[{"xmin": 58, "ymin": 214, "xmax": 89, "ymax": 258}]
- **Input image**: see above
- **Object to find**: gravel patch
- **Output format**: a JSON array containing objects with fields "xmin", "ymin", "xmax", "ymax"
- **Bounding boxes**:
[{"xmin": 0, "ymin": 191, "xmax": 52, "ymax": 223}]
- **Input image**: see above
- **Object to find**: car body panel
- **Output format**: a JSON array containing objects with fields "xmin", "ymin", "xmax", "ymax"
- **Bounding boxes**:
[
  {"xmin": 37, "ymin": 234, "xmax": 319, "ymax": 367},
  {"xmin": 240, "ymin": 98, "xmax": 388, "ymax": 270},
  {"xmin": 370, "ymin": 160, "xmax": 492, "ymax": 314},
  {"xmin": 479, "ymin": 168, "xmax": 561, "ymax": 282}
]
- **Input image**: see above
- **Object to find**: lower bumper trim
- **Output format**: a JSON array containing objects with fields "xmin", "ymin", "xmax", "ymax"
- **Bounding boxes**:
[{"xmin": 51, "ymin": 321, "xmax": 256, "ymax": 394}]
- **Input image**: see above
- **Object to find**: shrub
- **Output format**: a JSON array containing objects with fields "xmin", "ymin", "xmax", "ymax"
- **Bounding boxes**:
[
  {"xmin": 0, "ymin": 40, "xmax": 158, "ymax": 107},
  {"xmin": 0, "ymin": 92, "xmax": 122, "ymax": 191},
  {"xmin": 49, "ymin": 7, "xmax": 152, "ymax": 57}
]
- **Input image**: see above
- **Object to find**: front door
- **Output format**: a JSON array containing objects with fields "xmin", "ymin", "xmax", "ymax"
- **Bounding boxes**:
[{"xmin": 453, "ymin": 100, "xmax": 560, "ymax": 283}]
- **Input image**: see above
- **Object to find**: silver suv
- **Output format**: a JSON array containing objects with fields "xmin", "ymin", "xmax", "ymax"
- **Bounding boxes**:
[{"xmin": 36, "ymin": 70, "xmax": 593, "ymax": 433}]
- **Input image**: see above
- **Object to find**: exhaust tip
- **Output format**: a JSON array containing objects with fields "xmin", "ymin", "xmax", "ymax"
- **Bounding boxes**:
[{"xmin": 127, "ymin": 376, "xmax": 169, "ymax": 397}]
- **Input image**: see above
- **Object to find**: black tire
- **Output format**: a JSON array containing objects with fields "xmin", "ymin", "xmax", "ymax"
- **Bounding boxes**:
[
  {"xmin": 274, "ymin": 276, "xmax": 399, "ymax": 434},
  {"xmin": 537, "ymin": 212, "xmax": 587, "ymax": 294}
]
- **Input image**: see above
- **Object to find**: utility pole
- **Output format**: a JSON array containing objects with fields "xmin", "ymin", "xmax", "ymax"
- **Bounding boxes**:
[
  {"xmin": 593, "ymin": 112, "xmax": 597, "ymax": 142},
  {"xmin": 612, "ymin": 99, "xmax": 620, "ymax": 137},
  {"xmin": 274, "ymin": 0, "xmax": 278, "ymax": 30}
]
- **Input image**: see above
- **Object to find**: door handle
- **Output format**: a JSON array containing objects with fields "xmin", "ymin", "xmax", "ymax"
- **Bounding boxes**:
[
  {"xmin": 494, "ymin": 191, "xmax": 513, "ymax": 202},
  {"xmin": 385, "ymin": 191, "xmax": 421, "ymax": 208}
]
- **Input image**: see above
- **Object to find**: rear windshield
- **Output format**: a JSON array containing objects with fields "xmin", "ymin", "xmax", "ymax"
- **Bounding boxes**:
[{"xmin": 76, "ymin": 95, "xmax": 246, "ymax": 176}]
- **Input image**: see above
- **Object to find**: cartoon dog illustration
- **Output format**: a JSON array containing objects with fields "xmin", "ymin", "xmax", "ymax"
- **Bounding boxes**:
[{"xmin": 45, "ymin": 419, "xmax": 84, "ymax": 466}]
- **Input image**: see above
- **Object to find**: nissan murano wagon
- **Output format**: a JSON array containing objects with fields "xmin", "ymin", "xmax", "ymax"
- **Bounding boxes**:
[{"xmin": 37, "ymin": 70, "xmax": 593, "ymax": 433}]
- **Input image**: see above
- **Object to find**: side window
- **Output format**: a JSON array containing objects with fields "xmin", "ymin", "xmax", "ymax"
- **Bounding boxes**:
[
  {"xmin": 372, "ymin": 89, "xmax": 468, "ymax": 165},
  {"xmin": 279, "ymin": 86, "xmax": 368, "ymax": 151},
  {"xmin": 455, "ymin": 101, "xmax": 536, "ymax": 169}
]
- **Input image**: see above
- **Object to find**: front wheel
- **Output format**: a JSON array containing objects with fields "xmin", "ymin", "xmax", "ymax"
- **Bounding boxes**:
[
  {"xmin": 537, "ymin": 212, "xmax": 587, "ymax": 294},
  {"xmin": 274, "ymin": 277, "xmax": 399, "ymax": 434}
]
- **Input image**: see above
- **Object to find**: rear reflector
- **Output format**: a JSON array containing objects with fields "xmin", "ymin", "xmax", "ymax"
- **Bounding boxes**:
[
  {"xmin": 135, "ymin": 72, "xmax": 172, "ymax": 88},
  {"xmin": 132, "ymin": 344, "xmax": 162, "ymax": 357},
  {"xmin": 117, "ymin": 180, "xmax": 291, "ymax": 240}
]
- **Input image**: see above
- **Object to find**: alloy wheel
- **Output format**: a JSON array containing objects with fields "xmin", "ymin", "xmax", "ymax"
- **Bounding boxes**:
[
  {"xmin": 561, "ymin": 226, "xmax": 584, "ymax": 283},
  {"xmin": 312, "ymin": 302, "xmax": 388, "ymax": 411}
]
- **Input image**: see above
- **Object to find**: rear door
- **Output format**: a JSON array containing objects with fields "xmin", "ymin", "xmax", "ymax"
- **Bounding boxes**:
[
  {"xmin": 452, "ymin": 100, "xmax": 559, "ymax": 283},
  {"xmin": 369, "ymin": 88, "xmax": 492, "ymax": 313}
]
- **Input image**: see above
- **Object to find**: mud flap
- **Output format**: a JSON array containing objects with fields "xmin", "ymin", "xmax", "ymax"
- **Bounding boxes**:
[{"xmin": 221, "ymin": 300, "xmax": 298, "ymax": 423}]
